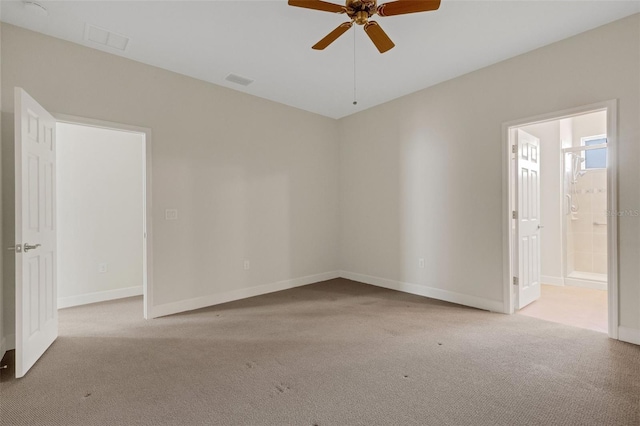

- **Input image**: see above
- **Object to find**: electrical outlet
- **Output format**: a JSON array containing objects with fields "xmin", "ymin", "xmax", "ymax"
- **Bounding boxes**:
[
  {"xmin": 418, "ymin": 258, "xmax": 425, "ymax": 268},
  {"xmin": 165, "ymin": 209, "xmax": 178, "ymax": 220},
  {"xmin": 243, "ymin": 260, "xmax": 250, "ymax": 270},
  {"xmin": 98, "ymin": 263, "xmax": 108, "ymax": 273}
]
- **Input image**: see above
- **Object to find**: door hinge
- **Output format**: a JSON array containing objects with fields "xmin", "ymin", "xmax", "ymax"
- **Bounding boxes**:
[
  {"xmin": 512, "ymin": 145, "xmax": 517, "ymax": 154},
  {"xmin": 512, "ymin": 210, "xmax": 518, "ymax": 219},
  {"xmin": 513, "ymin": 277, "xmax": 519, "ymax": 286}
]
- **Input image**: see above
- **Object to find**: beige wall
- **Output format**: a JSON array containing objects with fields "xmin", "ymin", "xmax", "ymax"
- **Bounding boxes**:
[
  {"xmin": 56, "ymin": 123, "xmax": 144, "ymax": 306},
  {"xmin": 2, "ymin": 24, "xmax": 340, "ymax": 338},
  {"xmin": 572, "ymin": 111, "xmax": 607, "ymax": 147},
  {"xmin": 339, "ymin": 15, "xmax": 639, "ymax": 335},
  {"xmin": 1, "ymin": 14, "xmax": 639, "ymax": 347}
]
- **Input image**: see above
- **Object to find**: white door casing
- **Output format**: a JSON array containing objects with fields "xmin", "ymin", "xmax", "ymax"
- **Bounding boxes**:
[
  {"xmin": 503, "ymin": 101, "xmax": 618, "ymax": 337},
  {"xmin": 14, "ymin": 88, "xmax": 58, "ymax": 378},
  {"xmin": 515, "ymin": 129, "xmax": 542, "ymax": 309}
]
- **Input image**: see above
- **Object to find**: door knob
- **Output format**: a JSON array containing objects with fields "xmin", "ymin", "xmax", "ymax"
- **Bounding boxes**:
[
  {"xmin": 537, "ymin": 225, "xmax": 544, "ymax": 229},
  {"xmin": 23, "ymin": 243, "xmax": 41, "ymax": 252}
]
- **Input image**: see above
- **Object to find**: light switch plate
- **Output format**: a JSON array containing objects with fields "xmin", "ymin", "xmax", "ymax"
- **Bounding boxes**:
[{"xmin": 165, "ymin": 209, "xmax": 178, "ymax": 220}]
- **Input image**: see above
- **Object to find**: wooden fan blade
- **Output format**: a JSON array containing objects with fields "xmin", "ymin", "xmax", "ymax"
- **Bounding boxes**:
[
  {"xmin": 288, "ymin": 0, "xmax": 346, "ymax": 13},
  {"xmin": 377, "ymin": 0, "xmax": 441, "ymax": 17},
  {"xmin": 312, "ymin": 22, "xmax": 353, "ymax": 50},
  {"xmin": 364, "ymin": 21, "xmax": 395, "ymax": 53}
]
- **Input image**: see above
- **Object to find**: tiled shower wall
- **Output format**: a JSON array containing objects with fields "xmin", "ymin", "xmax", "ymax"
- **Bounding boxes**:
[{"xmin": 567, "ymin": 169, "xmax": 608, "ymax": 274}]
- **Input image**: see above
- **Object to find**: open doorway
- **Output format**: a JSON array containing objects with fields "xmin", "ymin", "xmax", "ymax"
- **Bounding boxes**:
[
  {"xmin": 9, "ymin": 89, "xmax": 154, "ymax": 378},
  {"xmin": 504, "ymin": 101, "xmax": 618, "ymax": 337},
  {"xmin": 55, "ymin": 118, "xmax": 148, "ymax": 318}
]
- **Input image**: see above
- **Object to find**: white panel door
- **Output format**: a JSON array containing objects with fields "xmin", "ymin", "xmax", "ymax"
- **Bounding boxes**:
[
  {"xmin": 14, "ymin": 88, "xmax": 58, "ymax": 378},
  {"xmin": 515, "ymin": 129, "xmax": 542, "ymax": 309}
]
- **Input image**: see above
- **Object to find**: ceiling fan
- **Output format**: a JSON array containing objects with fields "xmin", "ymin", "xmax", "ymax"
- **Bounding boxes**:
[{"xmin": 288, "ymin": 0, "xmax": 441, "ymax": 53}]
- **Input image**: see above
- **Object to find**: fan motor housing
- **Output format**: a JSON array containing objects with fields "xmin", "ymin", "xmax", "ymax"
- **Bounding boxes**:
[
  {"xmin": 354, "ymin": 11, "xmax": 369, "ymax": 25},
  {"xmin": 346, "ymin": 0, "xmax": 377, "ymax": 24}
]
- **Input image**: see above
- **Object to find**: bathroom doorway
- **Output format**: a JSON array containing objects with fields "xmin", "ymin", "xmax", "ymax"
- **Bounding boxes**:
[{"xmin": 504, "ymin": 102, "xmax": 618, "ymax": 337}]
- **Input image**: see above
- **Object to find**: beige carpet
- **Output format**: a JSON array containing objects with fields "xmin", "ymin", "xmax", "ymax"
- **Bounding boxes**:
[{"xmin": 1, "ymin": 278, "xmax": 638, "ymax": 426}]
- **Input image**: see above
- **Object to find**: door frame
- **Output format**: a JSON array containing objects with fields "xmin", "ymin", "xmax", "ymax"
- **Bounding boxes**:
[
  {"xmin": 502, "ymin": 100, "xmax": 618, "ymax": 339},
  {"xmin": 54, "ymin": 114, "xmax": 154, "ymax": 320}
]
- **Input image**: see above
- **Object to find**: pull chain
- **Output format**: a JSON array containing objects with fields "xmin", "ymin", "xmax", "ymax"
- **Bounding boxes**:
[{"xmin": 353, "ymin": 26, "xmax": 357, "ymax": 106}]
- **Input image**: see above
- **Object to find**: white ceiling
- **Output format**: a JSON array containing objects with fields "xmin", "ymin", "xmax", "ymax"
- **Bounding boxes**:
[{"xmin": 2, "ymin": 1, "xmax": 639, "ymax": 119}]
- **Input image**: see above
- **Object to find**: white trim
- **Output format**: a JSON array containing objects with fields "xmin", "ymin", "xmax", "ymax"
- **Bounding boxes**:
[
  {"xmin": 564, "ymin": 278, "xmax": 607, "ymax": 291},
  {"xmin": 579, "ymin": 134, "xmax": 607, "ymax": 171},
  {"xmin": 562, "ymin": 144, "xmax": 607, "ymax": 154},
  {"xmin": 502, "ymin": 100, "xmax": 619, "ymax": 339},
  {"xmin": 502, "ymin": 125, "xmax": 513, "ymax": 314},
  {"xmin": 540, "ymin": 275, "xmax": 564, "ymax": 286},
  {"xmin": 149, "ymin": 271, "xmax": 341, "ymax": 319},
  {"xmin": 58, "ymin": 286, "xmax": 143, "ymax": 309},
  {"xmin": 580, "ymin": 134, "xmax": 607, "ymax": 146},
  {"xmin": 4, "ymin": 334, "xmax": 16, "ymax": 352},
  {"xmin": 605, "ymin": 101, "xmax": 619, "ymax": 339},
  {"xmin": 618, "ymin": 327, "xmax": 640, "ymax": 346},
  {"xmin": 340, "ymin": 271, "xmax": 504, "ymax": 313},
  {"xmin": 53, "ymin": 114, "xmax": 154, "ymax": 320}
]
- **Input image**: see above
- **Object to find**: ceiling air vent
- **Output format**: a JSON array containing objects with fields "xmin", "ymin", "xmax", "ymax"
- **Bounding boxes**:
[
  {"xmin": 84, "ymin": 24, "xmax": 130, "ymax": 51},
  {"xmin": 225, "ymin": 73, "xmax": 254, "ymax": 87}
]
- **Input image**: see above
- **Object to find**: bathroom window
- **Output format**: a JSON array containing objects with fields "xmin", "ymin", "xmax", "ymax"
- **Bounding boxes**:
[{"xmin": 582, "ymin": 135, "xmax": 607, "ymax": 169}]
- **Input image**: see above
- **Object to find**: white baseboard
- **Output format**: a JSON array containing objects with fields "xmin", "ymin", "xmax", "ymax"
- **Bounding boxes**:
[
  {"xmin": 564, "ymin": 278, "xmax": 607, "ymax": 291},
  {"xmin": 339, "ymin": 271, "xmax": 505, "ymax": 313},
  {"xmin": 541, "ymin": 275, "xmax": 564, "ymax": 286},
  {"xmin": 149, "ymin": 271, "xmax": 341, "ymax": 318},
  {"xmin": 618, "ymin": 326, "xmax": 640, "ymax": 346},
  {"xmin": 58, "ymin": 286, "xmax": 143, "ymax": 309}
]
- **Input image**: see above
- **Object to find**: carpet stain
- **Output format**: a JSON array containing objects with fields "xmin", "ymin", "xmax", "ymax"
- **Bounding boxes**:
[
  {"xmin": 245, "ymin": 362, "xmax": 257, "ymax": 369},
  {"xmin": 403, "ymin": 375, "xmax": 409, "ymax": 379},
  {"xmin": 4, "ymin": 280, "xmax": 637, "ymax": 426},
  {"xmin": 275, "ymin": 383, "xmax": 291, "ymax": 394}
]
